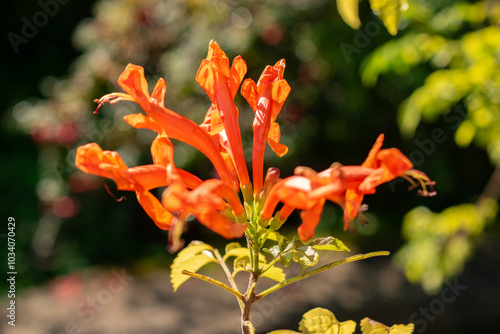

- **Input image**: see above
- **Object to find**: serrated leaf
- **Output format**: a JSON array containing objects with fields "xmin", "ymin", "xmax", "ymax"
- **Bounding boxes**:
[
  {"xmin": 280, "ymin": 251, "xmax": 294, "ymax": 267},
  {"xmin": 310, "ymin": 237, "xmax": 351, "ymax": 252},
  {"xmin": 268, "ymin": 330, "xmax": 301, "ymax": 334},
  {"xmin": 174, "ymin": 241, "xmax": 214, "ymax": 264},
  {"xmin": 225, "ymin": 242, "xmax": 243, "ymax": 253},
  {"xmin": 360, "ymin": 318, "xmax": 414, "ymax": 334},
  {"xmin": 294, "ymin": 245, "xmax": 319, "ymax": 268},
  {"xmin": 171, "ymin": 253, "xmax": 217, "ymax": 291},
  {"xmin": 369, "ymin": 0, "xmax": 409, "ymax": 35},
  {"xmin": 234, "ymin": 255, "xmax": 251, "ymax": 272},
  {"xmin": 263, "ymin": 245, "xmax": 281, "ymax": 257},
  {"xmin": 299, "ymin": 308, "xmax": 356, "ymax": 334},
  {"xmin": 337, "ymin": 0, "xmax": 361, "ymax": 30},
  {"xmin": 261, "ymin": 266, "xmax": 286, "ymax": 282},
  {"xmin": 223, "ymin": 247, "xmax": 250, "ymax": 262}
]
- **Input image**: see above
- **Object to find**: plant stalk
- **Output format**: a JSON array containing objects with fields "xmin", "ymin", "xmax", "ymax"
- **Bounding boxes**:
[
  {"xmin": 181, "ymin": 270, "xmax": 244, "ymax": 300},
  {"xmin": 256, "ymin": 251, "xmax": 390, "ymax": 300}
]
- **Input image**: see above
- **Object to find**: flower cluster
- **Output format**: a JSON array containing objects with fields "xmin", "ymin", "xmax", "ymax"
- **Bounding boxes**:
[{"xmin": 75, "ymin": 40, "xmax": 435, "ymax": 249}]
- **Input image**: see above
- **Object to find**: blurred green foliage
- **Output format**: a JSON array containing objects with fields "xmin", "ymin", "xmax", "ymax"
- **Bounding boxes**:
[{"xmin": 360, "ymin": 0, "xmax": 500, "ymax": 293}]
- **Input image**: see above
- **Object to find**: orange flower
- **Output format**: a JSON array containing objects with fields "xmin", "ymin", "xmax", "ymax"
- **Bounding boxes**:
[
  {"xmin": 75, "ymin": 142, "xmax": 180, "ymax": 230},
  {"xmin": 163, "ymin": 179, "xmax": 246, "ymax": 239},
  {"xmin": 195, "ymin": 40, "xmax": 251, "ymax": 199},
  {"xmin": 78, "ymin": 55, "xmax": 252, "ymax": 241},
  {"xmin": 261, "ymin": 134, "xmax": 435, "ymax": 240},
  {"xmin": 95, "ymin": 63, "xmax": 236, "ymax": 188},
  {"xmin": 76, "ymin": 41, "xmax": 435, "ymax": 246},
  {"xmin": 241, "ymin": 59, "xmax": 290, "ymax": 195}
]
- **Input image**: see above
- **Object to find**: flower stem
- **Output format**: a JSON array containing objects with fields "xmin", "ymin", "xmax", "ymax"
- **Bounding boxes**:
[
  {"xmin": 213, "ymin": 249, "xmax": 244, "ymax": 311},
  {"xmin": 256, "ymin": 251, "xmax": 390, "ymax": 300},
  {"xmin": 181, "ymin": 270, "xmax": 244, "ymax": 301}
]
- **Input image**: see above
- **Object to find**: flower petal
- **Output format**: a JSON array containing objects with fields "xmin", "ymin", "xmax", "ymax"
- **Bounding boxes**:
[
  {"xmin": 136, "ymin": 190, "xmax": 175, "ymax": 230},
  {"xmin": 298, "ymin": 199, "xmax": 325, "ymax": 241}
]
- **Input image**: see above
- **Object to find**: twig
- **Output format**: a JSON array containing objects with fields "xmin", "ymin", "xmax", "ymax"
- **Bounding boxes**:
[
  {"xmin": 256, "ymin": 251, "xmax": 390, "ymax": 300},
  {"xmin": 181, "ymin": 270, "xmax": 244, "ymax": 301}
]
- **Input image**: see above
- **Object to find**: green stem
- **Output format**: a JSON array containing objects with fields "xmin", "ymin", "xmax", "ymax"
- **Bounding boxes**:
[
  {"xmin": 259, "ymin": 227, "xmax": 273, "ymax": 247},
  {"xmin": 260, "ymin": 255, "xmax": 281, "ymax": 275},
  {"xmin": 181, "ymin": 270, "xmax": 245, "ymax": 301},
  {"xmin": 256, "ymin": 251, "xmax": 390, "ymax": 300},
  {"xmin": 213, "ymin": 249, "xmax": 244, "ymax": 311}
]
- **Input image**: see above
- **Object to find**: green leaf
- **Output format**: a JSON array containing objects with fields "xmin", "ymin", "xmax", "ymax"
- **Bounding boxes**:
[
  {"xmin": 225, "ymin": 242, "xmax": 243, "ymax": 253},
  {"xmin": 310, "ymin": 237, "xmax": 351, "ymax": 252},
  {"xmin": 294, "ymin": 245, "xmax": 319, "ymax": 269},
  {"xmin": 369, "ymin": 0, "xmax": 409, "ymax": 35},
  {"xmin": 263, "ymin": 245, "xmax": 281, "ymax": 258},
  {"xmin": 170, "ymin": 241, "xmax": 217, "ymax": 291},
  {"xmin": 360, "ymin": 318, "xmax": 414, "ymax": 334},
  {"xmin": 267, "ymin": 231, "xmax": 284, "ymax": 242},
  {"xmin": 223, "ymin": 244, "xmax": 249, "ymax": 261},
  {"xmin": 261, "ymin": 266, "xmax": 286, "ymax": 282},
  {"xmin": 234, "ymin": 255, "xmax": 251, "ymax": 272},
  {"xmin": 299, "ymin": 308, "xmax": 356, "ymax": 334},
  {"xmin": 337, "ymin": 0, "xmax": 361, "ymax": 30}
]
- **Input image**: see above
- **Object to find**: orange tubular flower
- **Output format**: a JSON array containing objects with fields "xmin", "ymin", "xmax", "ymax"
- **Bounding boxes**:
[
  {"xmin": 195, "ymin": 40, "xmax": 252, "ymax": 199},
  {"xmin": 241, "ymin": 59, "xmax": 291, "ymax": 195},
  {"xmin": 75, "ymin": 142, "xmax": 190, "ymax": 230},
  {"xmin": 262, "ymin": 134, "xmax": 435, "ymax": 241},
  {"xmin": 163, "ymin": 179, "xmax": 246, "ymax": 239},
  {"xmin": 76, "ymin": 40, "xmax": 435, "ymax": 246},
  {"xmin": 95, "ymin": 63, "xmax": 236, "ymax": 188}
]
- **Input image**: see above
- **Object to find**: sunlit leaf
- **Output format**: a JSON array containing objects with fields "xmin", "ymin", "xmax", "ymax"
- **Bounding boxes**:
[
  {"xmin": 171, "ymin": 242, "xmax": 218, "ymax": 291},
  {"xmin": 369, "ymin": 0, "xmax": 409, "ymax": 35},
  {"xmin": 337, "ymin": 0, "xmax": 361, "ymax": 30},
  {"xmin": 234, "ymin": 255, "xmax": 251, "ymax": 272},
  {"xmin": 261, "ymin": 266, "xmax": 286, "ymax": 282},
  {"xmin": 310, "ymin": 237, "xmax": 351, "ymax": 252},
  {"xmin": 294, "ymin": 245, "xmax": 319, "ymax": 268},
  {"xmin": 263, "ymin": 245, "xmax": 281, "ymax": 258},
  {"xmin": 267, "ymin": 231, "xmax": 284, "ymax": 242},
  {"xmin": 360, "ymin": 317, "xmax": 414, "ymax": 334},
  {"xmin": 299, "ymin": 308, "xmax": 356, "ymax": 334},
  {"xmin": 223, "ymin": 245, "xmax": 250, "ymax": 261}
]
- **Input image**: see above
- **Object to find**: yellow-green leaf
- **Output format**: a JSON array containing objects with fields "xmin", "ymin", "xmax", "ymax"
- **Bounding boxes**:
[
  {"xmin": 267, "ymin": 231, "xmax": 284, "ymax": 242},
  {"xmin": 223, "ymin": 246, "xmax": 250, "ymax": 261},
  {"xmin": 225, "ymin": 242, "xmax": 243, "ymax": 253},
  {"xmin": 170, "ymin": 241, "xmax": 217, "ymax": 291},
  {"xmin": 299, "ymin": 308, "xmax": 357, "ymax": 334},
  {"xmin": 360, "ymin": 318, "xmax": 414, "ymax": 334},
  {"xmin": 261, "ymin": 266, "xmax": 286, "ymax": 282},
  {"xmin": 337, "ymin": 0, "xmax": 361, "ymax": 29},
  {"xmin": 174, "ymin": 241, "xmax": 214, "ymax": 264},
  {"xmin": 369, "ymin": 0, "xmax": 409, "ymax": 35},
  {"xmin": 268, "ymin": 330, "xmax": 301, "ymax": 334},
  {"xmin": 310, "ymin": 237, "xmax": 351, "ymax": 252}
]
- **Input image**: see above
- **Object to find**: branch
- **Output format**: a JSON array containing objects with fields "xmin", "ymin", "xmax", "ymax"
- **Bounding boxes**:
[
  {"xmin": 181, "ymin": 270, "xmax": 245, "ymax": 301},
  {"xmin": 256, "ymin": 251, "xmax": 390, "ymax": 300}
]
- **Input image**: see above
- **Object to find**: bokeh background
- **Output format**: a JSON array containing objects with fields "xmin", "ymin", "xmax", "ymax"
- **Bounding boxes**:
[{"xmin": 1, "ymin": 0, "xmax": 500, "ymax": 333}]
